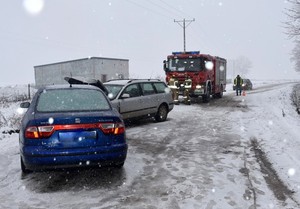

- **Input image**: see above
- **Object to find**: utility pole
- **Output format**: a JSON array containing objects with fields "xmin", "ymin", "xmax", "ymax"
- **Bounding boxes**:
[{"xmin": 174, "ymin": 18, "xmax": 195, "ymax": 52}]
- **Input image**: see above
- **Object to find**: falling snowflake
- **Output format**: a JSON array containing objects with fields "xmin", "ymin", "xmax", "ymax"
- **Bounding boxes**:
[
  {"xmin": 23, "ymin": 0, "xmax": 44, "ymax": 16},
  {"xmin": 288, "ymin": 168, "xmax": 296, "ymax": 176},
  {"xmin": 17, "ymin": 107, "xmax": 25, "ymax": 115},
  {"xmin": 48, "ymin": 117, "xmax": 54, "ymax": 124},
  {"xmin": 205, "ymin": 61, "xmax": 214, "ymax": 70}
]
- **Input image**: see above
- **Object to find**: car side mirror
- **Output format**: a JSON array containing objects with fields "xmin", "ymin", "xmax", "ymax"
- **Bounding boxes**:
[
  {"xmin": 121, "ymin": 93, "xmax": 130, "ymax": 99},
  {"xmin": 163, "ymin": 60, "xmax": 169, "ymax": 72},
  {"xmin": 20, "ymin": 102, "xmax": 30, "ymax": 108}
]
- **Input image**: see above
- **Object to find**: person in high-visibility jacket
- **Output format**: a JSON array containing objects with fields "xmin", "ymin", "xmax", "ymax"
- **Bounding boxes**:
[
  {"xmin": 234, "ymin": 75, "xmax": 243, "ymax": 96},
  {"xmin": 168, "ymin": 75, "xmax": 179, "ymax": 105},
  {"xmin": 183, "ymin": 75, "xmax": 192, "ymax": 105}
]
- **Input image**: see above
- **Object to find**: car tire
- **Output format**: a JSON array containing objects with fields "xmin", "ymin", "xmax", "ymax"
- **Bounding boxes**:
[
  {"xmin": 21, "ymin": 157, "xmax": 31, "ymax": 174},
  {"xmin": 155, "ymin": 104, "xmax": 168, "ymax": 122},
  {"xmin": 114, "ymin": 162, "xmax": 125, "ymax": 168}
]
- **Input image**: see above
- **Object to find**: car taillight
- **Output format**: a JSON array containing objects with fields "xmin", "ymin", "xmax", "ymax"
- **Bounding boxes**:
[
  {"xmin": 25, "ymin": 126, "xmax": 54, "ymax": 139},
  {"xmin": 24, "ymin": 122, "xmax": 125, "ymax": 139},
  {"xmin": 100, "ymin": 123, "xmax": 125, "ymax": 135}
]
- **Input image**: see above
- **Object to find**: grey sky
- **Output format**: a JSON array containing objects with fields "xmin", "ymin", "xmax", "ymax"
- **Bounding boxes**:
[{"xmin": 1, "ymin": 0, "xmax": 299, "ymax": 85}]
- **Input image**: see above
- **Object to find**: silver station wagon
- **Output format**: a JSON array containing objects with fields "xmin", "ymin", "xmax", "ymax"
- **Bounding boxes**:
[{"xmin": 103, "ymin": 79, "xmax": 174, "ymax": 122}]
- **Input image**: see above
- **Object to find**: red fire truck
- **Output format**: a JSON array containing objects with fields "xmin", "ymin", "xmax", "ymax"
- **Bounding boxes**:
[{"xmin": 164, "ymin": 51, "xmax": 227, "ymax": 102}]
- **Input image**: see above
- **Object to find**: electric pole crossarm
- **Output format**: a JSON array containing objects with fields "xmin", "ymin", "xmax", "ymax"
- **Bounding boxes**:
[{"xmin": 174, "ymin": 18, "xmax": 195, "ymax": 52}]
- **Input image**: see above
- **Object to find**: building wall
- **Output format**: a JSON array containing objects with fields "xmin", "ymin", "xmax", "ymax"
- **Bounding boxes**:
[{"xmin": 34, "ymin": 57, "xmax": 129, "ymax": 88}]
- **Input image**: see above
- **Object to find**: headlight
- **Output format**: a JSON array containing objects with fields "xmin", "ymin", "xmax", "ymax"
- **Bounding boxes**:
[{"xmin": 196, "ymin": 85, "xmax": 203, "ymax": 89}]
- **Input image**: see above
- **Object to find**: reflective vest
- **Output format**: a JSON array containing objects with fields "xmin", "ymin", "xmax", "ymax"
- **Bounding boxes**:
[
  {"xmin": 184, "ymin": 78, "xmax": 192, "ymax": 89},
  {"xmin": 168, "ymin": 78, "xmax": 179, "ymax": 89},
  {"xmin": 234, "ymin": 77, "xmax": 243, "ymax": 87}
]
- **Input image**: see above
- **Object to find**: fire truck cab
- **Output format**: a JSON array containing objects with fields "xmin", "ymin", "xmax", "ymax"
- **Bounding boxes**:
[{"xmin": 164, "ymin": 51, "xmax": 227, "ymax": 103}]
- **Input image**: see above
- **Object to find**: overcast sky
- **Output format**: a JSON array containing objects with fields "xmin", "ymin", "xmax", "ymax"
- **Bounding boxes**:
[{"xmin": 1, "ymin": 0, "xmax": 299, "ymax": 85}]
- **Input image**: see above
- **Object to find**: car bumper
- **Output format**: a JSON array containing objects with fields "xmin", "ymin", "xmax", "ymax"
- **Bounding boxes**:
[{"xmin": 21, "ymin": 144, "xmax": 128, "ymax": 170}]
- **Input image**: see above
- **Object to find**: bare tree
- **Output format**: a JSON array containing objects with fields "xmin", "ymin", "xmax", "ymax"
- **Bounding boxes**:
[
  {"xmin": 285, "ymin": 0, "xmax": 300, "ymax": 72},
  {"xmin": 233, "ymin": 56, "xmax": 253, "ymax": 77},
  {"xmin": 285, "ymin": 0, "xmax": 300, "ymax": 39}
]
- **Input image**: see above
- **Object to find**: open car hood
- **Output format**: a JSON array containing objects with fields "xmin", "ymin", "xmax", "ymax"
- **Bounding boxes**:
[{"xmin": 64, "ymin": 76, "xmax": 109, "ymax": 95}]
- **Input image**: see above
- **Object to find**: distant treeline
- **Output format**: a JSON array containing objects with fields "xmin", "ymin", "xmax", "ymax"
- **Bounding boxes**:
[{"xmin": 291, "ymin": 84, "xmax": 300, "ymax": 114}]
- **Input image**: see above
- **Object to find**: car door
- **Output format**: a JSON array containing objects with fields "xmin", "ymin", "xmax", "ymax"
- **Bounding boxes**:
[
  {"xmin": 140, "ymin": 82, "xmax": 158, "ymax": 115},
  {"xmin": 117, "ymin": 84, "xmax": 144, "ymax": 119}
]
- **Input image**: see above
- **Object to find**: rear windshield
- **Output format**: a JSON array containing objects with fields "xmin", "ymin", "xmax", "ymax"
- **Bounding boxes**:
[
  {"xmin": 36, "ymin": 88, "xmax": 110, "ymax": 112},
  {"xmin": 104, "ymin": 84, "xmax": 124, "ymax": 100}
]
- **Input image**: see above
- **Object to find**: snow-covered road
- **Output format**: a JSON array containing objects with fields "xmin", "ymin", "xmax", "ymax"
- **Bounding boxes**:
[{"xmin": 0, "ymin": 81, "xmax": 299, "ymax": 209}]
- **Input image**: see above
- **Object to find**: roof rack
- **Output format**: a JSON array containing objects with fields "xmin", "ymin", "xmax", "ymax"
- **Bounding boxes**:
[{"xmin": 106, "ymin": 78, "xmax": 161, "ymax": 83}]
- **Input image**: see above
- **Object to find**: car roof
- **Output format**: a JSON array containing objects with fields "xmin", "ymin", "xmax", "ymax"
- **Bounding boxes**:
[{"xmin": 104, "ymin": 79, "xmax": 162, "ymax": 85}]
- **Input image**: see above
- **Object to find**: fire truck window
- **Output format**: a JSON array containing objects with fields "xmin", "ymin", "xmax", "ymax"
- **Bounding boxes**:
[{"xmin": 169, "ymin": 58, "xmax": 201, "ymax": 71}]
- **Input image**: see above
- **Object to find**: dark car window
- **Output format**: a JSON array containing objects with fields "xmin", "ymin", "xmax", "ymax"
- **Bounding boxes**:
[
  {"xmin": 36, "ymin": 88, "xmax": 110, "ymax": 112},
  {"xmin": 153, "ymin": 82, "xmax": 167, "ymax": 93},
  {"xmin": 122, "ymin": 84, "xmax": 141, "ymax": 98},
  {"xmin": 141, "ymin": 83, "xmax": 155, "ymax": 95}
]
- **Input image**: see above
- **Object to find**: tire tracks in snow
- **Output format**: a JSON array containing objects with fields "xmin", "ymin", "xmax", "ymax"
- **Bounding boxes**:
[
  {"xmin": 240, "ymin": 146, "xmax": 257, "ymax": 209},
  {"xmin": 249, "ymin": 137, "xmax": 300, "ymax": 207}
]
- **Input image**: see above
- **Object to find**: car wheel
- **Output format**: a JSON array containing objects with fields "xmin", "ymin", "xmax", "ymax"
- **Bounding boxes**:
[
  {"xmin": 155, "ymin": 104, "xmax": 168, "ymax": 122},
  {"xmin": 21, "ymin": 157, "xmax": 31, "ymax": 174},
  {"xmin": 114, "ymin": 162, "xmax": 125, "ymax": 168}
]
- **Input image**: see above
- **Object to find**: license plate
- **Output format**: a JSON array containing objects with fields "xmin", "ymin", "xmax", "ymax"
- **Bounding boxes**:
[{"xmin": 59, "ymin": 131, "xmax": 97, "ymax": 141}]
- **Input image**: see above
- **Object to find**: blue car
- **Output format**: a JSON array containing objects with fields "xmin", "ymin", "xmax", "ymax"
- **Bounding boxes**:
[{"xmin": 19, "ymin": 84, "xmax": 127, "ymax": 173}]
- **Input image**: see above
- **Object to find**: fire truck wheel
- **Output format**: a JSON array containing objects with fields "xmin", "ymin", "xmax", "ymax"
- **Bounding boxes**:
[
  {"xmin": 202, "ymin": 87, "xmax": 211, "ymax": 103},
  {"xmin": 155, "ymin": 104, "xmax": 168, "ymax": 122},
  {"xmin": 219, "ymin": 89, "xmax": 223, "ymax": 98},
  {"xmin": 215, "ymin": 87, "xmax": 223, "ymax": 98}
]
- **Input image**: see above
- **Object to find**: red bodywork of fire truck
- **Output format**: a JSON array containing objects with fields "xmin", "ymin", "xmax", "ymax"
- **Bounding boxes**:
[{"xmin": 164, "ymin": 51, "xmax": 227, "ymax": 102}]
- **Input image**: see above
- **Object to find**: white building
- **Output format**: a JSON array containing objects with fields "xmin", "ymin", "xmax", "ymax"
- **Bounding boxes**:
[{"xmin": 34, "ymin": 57, "xmax": 129, "ymax": 88}]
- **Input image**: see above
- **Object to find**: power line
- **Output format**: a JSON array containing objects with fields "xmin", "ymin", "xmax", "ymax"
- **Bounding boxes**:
[
  {"xmin": 124, "ymin": 0, "xmax": 172, "ymax": 20},
  {"xmin": 174, "ymin": 18, "xmax": 195, "ymax": 52},
  {"xmin": 147, "ymin": 0, "xmax": 184, "ymax": 19},
  {"xmin": 158, "ymin": 0, "xmax": 193, "ymax": 19}
]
